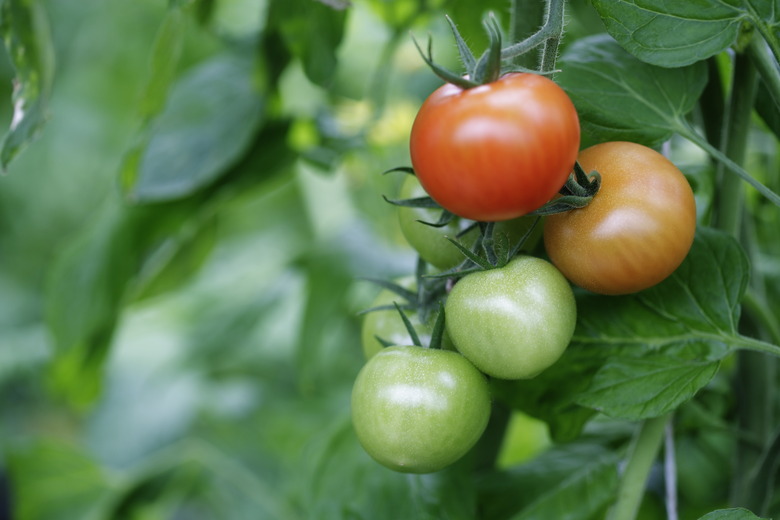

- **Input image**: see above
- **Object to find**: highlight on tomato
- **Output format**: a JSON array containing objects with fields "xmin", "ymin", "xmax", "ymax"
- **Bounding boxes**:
[{"xmin": 543, "ymin": 141, "xmax": 697, "ymax": 295}]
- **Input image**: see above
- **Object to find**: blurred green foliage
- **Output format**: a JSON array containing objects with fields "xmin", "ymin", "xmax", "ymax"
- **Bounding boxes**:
[{"xmin": 1, "ymin": 0, "xmax": 778, "ymax": 519}]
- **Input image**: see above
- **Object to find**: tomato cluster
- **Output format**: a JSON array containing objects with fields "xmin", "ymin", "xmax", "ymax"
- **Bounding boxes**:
[{"xmin": 353, "ymin": 72, "xmax": 697, "ymax": 474}]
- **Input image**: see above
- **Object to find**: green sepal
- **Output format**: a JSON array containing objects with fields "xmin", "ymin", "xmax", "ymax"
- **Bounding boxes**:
[
  {"xmin": 358, "ymin": 277, "xmax": 418, "ymax": 302},
  {"xmin": 382, "ymin": 165, "xmax": 415, "ymax": 176},
  {"xmin": 529, "ymin": 162, "xmax": 602, "ymax": 216},
  {"xmin": 357, "ymin": 303, "xmax": 415, "ymax": 316},
  {"xmin": 428, "ymin": 302, "xmax": 447, "ymax": 350},
  {"xmin": 473, "ymin": 13, "xmax": 503, "ymax": 85},
  {"xmin": 411, "ymin": 34, "xmax": 479, "ymax": 89},
  {"xmin": 382, "ymin": 194, "xmax": 441, "ymax": 209},
  {"xmin": 445, "ymin": 236, "xmax": 494, "ymax": 271},
  {"xmin": 393, "ymin": 302, "xmax": 423, "ymax": 347},
  {"xmin": 445, "ymin": 15, "xmax": 476, "ymax": 73},
  {"xmin": 415, "ymin": 209, "xmax": 456, "ymax": 228},
  {"xmin": 373, "ymin": 335, "xmax": 395, "ymax": 349}
]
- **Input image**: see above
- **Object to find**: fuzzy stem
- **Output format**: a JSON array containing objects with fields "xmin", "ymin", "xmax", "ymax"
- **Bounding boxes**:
[
  {"xmin": 608, "ymin": 415, "xmax": 671, "ymax": 520},
  {"xmin": 539, "ymin": 0, "xmax": 565, "ymax": 75},
  {"xmin": 501, "ymin": 0, "xmax": 566, "ymax": 68},
  {"xmin": 509, "ymin": 0, "xmax": 545, "ymax": 70}
]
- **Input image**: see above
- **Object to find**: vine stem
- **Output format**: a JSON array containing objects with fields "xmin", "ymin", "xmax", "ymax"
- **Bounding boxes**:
[
  {"xmin": 608, "ymin": 414, "xmax": 671, "ymax": 520},
  {"xmin": 748, "ymin": 35, "xmax": 780, "ymax": 111},
  {"xmin": 734, "ymin": 334, "xmax": 780, "ymax": 358},
  {"xmin": 501, "ymin": 0, "xmax": 566, "ymax": 69},
  {"xmin": 749, "ymin": 8, "xmax": 780, "ymax": 67},
  {"xmin": 743, "ymin": 290, "xmax": 780, "ymax": 347},
  {"xmin": 677, "ymin": 123, "xmax": 780, "ymax": 206}
]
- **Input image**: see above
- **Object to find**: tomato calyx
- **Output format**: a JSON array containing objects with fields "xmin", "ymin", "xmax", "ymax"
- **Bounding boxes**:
[
  {"xmin": 359, "ymin": 259, "xmax": 449, "ymax": 348},
  {"xmin": 414, "ymin": 12, "xmax": 556, "ymax": 90},
  {"xmin": 427, "ymin": 218, "xmax": 542, "ymax": 282},
  {"xmin": 413, "ymin": 14, "xmax": 503, "ymax": 89},
  {"xmin": 529, "ymin": 161, "xmax": 602, "ymax": 216},
  {"xmin": 391, "ymin": 300, "xmax": 448, "ymax": 350},
  {"xmin": 381, "ymin": 165, "xmax": 460, "ymax": 229}
]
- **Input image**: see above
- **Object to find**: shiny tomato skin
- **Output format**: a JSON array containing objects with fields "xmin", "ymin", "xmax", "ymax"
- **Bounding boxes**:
[
  {"xmin": 409, "ymin": 73, "xmax": 580, "ymax": 222},
  {"xmin": 543, "ymin": 141, "xmax": 696, "ymax": 295},
  {"xmin": 351, "ymin": 346, "xmax": 491, "ymax": 473}
]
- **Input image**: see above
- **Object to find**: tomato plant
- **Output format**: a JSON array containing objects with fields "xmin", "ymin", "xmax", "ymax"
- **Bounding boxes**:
[
  {"xmin": 444, "ymin": 256, "xmax": 576, "ymax": 380},
  {"xmin": 543, "ymin": 141, "xmax": 697, "ymax": 295},
  {"xmin": 8, "ymin": 0, "xmax": 780, "ymax": 518},
  {"xmin": 409, "ymin": 72, "xmax": 580, "ymax": 222},
  {"xmin": 351, "ymin": 346, "xmax": 491, "ymax": 473}
]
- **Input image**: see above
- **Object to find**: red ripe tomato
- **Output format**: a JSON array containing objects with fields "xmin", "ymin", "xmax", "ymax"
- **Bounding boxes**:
[
  {"xmin": 409, "ymin": 73, "xmax": 580, "ymax": 222},
  {"xmin": 543, "ymin": 141, "xmax": 697, "ymax": 295}
]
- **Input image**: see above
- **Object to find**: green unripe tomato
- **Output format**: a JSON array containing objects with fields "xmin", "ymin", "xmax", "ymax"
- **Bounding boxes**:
[
  {"xmin": 398, "ymin": 175, "xmax": 478, "ymax": 270},
  {"xmin": 351, "ymin": 346, "xmax": 491, "ymax": 473},
  {"xmin": 445, "ymin": 256, "xmax": 576, "ymax": 379},
  {"xmin": 360, "ymin": 278, "xmax": 453, "ymax": 359}
]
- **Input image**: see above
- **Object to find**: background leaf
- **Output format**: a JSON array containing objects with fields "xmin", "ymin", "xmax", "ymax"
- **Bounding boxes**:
[
  {"xmin": 122, "ymin": 54, "xmax": 265, "ymax": 202},
  {"xmin": 477, "ymin": 441, "xmax": 619, "ymax": 520},
  {"xmin": 698, "ymin": 508, "xmax": 768, "ymax": 520},
  {"xmin": 0, "ymin": 0, "xmax": 54, "ymax": 168},
  {"xmin": 557, "ymin": 34, "xmax": 707, "ymax": 147},
  {"xmin": 269, "ymin": 0, "xmax": 348, "ymax": 87},
  {"xmin": 7, "ymin": 441, "xmax": 115, "ymax": 520}
]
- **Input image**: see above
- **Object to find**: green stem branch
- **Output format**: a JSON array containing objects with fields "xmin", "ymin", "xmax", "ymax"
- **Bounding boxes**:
[
  {"xmin": 677, "ymin": 123, "xmax": 780, "ymax": 206},
  {"xmin": 733, "ymin": 334, "xmax": 780, "ymax": 358},
  {"xmin": 509, "ymin": 0, "xmax": 545, "ymax": 70},
  {"xmin": 608, "ymin": 415, "xmax": 671, "ymax": 520},
  {"xmin": 748, "ymin": 35, "xmax": 780, "ymax": 111},
  {"xmin": 715, "ymin": 51, "xmax": 759, "ymax": 233},
  {"xmin": 501, "ymin": 0, "xmax": 566, "ymax": 71}
]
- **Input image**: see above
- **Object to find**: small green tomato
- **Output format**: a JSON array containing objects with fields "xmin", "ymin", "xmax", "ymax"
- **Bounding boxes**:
[{"xmin": 351, "ymin": 346, "xmax": 491, "ymax": 473}]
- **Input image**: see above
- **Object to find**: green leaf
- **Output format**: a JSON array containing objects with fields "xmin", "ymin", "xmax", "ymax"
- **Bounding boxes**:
[
  {"xmin": 557, "ymin": 34, "xmax": 708, "ymax": 147},
  {"xmin": 122, "ymin": 53, "xmax": 265, "ymax": 202},
  {"xmin": 46, "ymin": 124, "xmax": 296, "ymax": 405},
  {"xmin": 137, "ymin": 5, "xmax": 186, "ymax": 120},
  {"xmin": 0, "ymin": 0, "xmax": 55, "ymax": 169},
  {"xmin": 45, "ymin": 200, "xmax": 197, "ymax": 405},
  {"xmin": 7, "ymin": 440, "xmax": 115, "ymax": 520},
  {"xmin": 591, "ymin": 0, "xmax": 750, "ymax": 67},
  {"xmin": 491, "ymin": 347, "xmax": 599, "ymax": 443},
  {"xmin": 269, "ymin": 0, "xmax": 348, "ymax": 87},
  {"xmin": 697, "ymin": 508, "xmax": 768, "ymax": 520},
  {"xmin": 573, "ymin": 228, "xmax": 750, "ymax": 420},
  {"xmin": 477, "ymin": 441, "xmax": 619, "ymax": 520}
]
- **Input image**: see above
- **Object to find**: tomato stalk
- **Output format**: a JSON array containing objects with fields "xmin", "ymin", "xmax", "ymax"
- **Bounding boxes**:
[
  {"xmin": 708, "ymin": 48, "xmax": 775, "ymax": 510},
  {"xmin": 508, "ymin": 0, "xmax": 545, "ymax": 70},
  {"xmin": 748, "ymin": 36, "xmax": 780, "ymax": 112},
  {"xmin": 608, "ymin": 414, "xmax": 671, "ymax": 520},
  {"xmin": 501, "ymin": 0, "xmax": 565, "ymax": 66}
]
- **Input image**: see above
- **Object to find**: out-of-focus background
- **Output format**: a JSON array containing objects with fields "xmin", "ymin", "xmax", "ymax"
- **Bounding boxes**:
[{"xmin": 0, "ymin": 0, "xmax": 603, "ymax": 518}]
